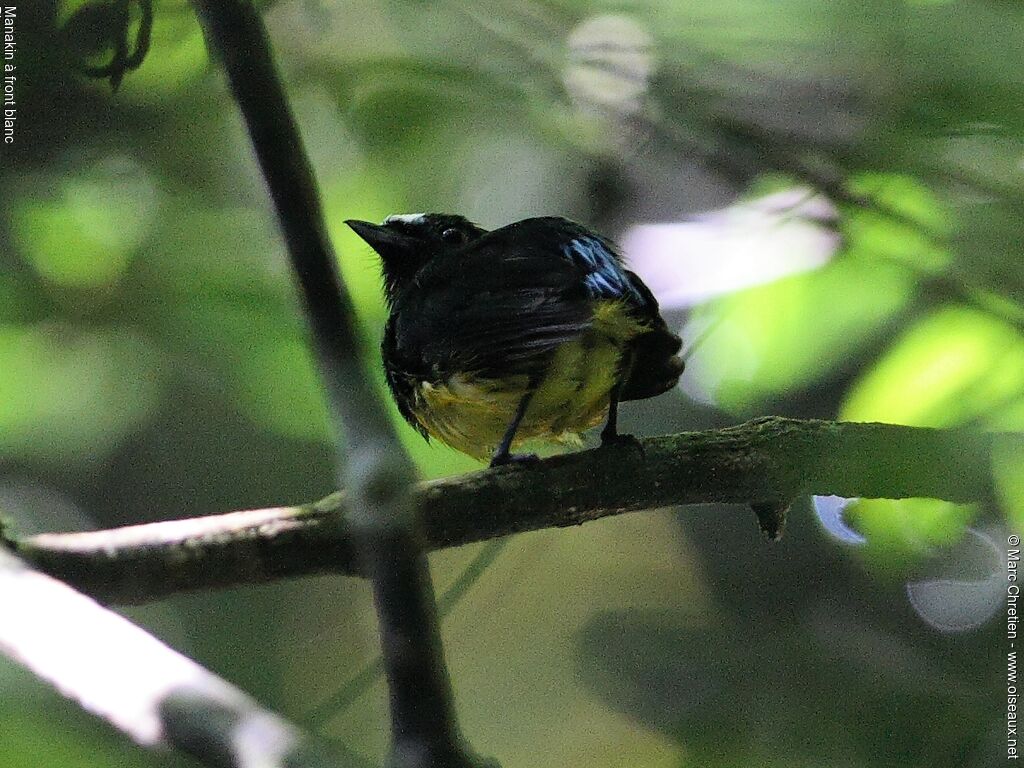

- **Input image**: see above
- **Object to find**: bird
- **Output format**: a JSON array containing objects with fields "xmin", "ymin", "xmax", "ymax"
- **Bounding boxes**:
[{"xmin": 346, "ymin": 213, "xmax": 684, "ymax": 467}]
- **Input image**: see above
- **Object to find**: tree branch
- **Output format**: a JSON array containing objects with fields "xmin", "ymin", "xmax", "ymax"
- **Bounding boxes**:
[
  {"xmin": 188, "ymin": 2, "xmax": 481, "ymax": 766},
  {"xmin": 12, "ymin": 417, "xmax": 1014, "ymax": 605},
  {"xmin": 0, "ymin": 549, "xmax": 351, "ymax": 768}
]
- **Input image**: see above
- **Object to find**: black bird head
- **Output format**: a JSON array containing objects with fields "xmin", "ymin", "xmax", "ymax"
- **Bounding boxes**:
[{"xmin": 346, "ymin": 213, "xmax": 487, "ymax": 302}]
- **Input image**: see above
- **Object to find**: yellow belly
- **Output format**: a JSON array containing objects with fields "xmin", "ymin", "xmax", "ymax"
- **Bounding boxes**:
[{"xmin": 409, "ymin": 301, "xmax": 646, "ymax": 460}]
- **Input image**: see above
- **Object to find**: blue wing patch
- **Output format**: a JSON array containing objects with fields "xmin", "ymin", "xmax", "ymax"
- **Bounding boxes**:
[{"xmin": 562, "ymin": 236, "xmax": 643, "ymax": 303}]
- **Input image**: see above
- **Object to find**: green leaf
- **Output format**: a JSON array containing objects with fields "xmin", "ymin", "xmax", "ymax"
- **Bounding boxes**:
[
  {"xmin": 178, "ymin": 299, "xmax": 331, "ymax": 442},
  {"xmin": 0, "ymin": 325, "xmax": 160, "ymax": 463},
  {"xmin": 993, "ymin": 437, "xmax": 1024, "ymax": 525},
  {"xmin": 847, "ymin": 498, "xmax": 975, "ymax": 572},
  {"xmin": 9, "ymin": 159, "xmax": 157, "ymax": 289},
  {"xmin": 688, "ymin": 255, "xmax": 914, "ymax": 411},
  {"xmin": 840, "ymin": 306, "xmax": 1024, "ymax": 551},
  {"xmin": 841, "ymin": 305, "xmax": 1024, "ymax": 428},
  {"xmin": 845, "ymin": 173, "xmax": 951, "ymax": 273}
]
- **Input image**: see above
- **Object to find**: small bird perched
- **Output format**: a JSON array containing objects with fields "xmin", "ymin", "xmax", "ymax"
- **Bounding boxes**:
[{"xmin": 346, "ymin": 214, "xmax": 684, "ymax": 467}]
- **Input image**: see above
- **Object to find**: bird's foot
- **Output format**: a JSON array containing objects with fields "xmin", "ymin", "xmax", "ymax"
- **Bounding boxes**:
[
  {"xmin": 489, "ymin": 452, "xmax": 540, "ymax": 468},
  {"xmin": 600, "ymin": 431, "xmax": 645, "ymax": 456}
]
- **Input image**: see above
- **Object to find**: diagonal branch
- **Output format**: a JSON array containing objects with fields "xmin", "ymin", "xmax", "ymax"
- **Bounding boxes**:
[
  {"xmin": 188, "ymin": 2, "xmax": 482, "ymax": 766},
  {"xmin": 11, "ymin": 417, "xmax": 1015, "ymax": 605},
  {"xmin": 0, "ymin": 548, "xmax": 352, "ymax": 768}
]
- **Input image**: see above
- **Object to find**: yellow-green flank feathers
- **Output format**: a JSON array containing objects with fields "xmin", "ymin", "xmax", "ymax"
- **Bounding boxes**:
[
  {"xmin": 349, "ymin": 213, "xmax": 684, "ymax": 466},
  {"xmin": 411, "ymin": 300, "xmax": 647, "ymax": 459}
]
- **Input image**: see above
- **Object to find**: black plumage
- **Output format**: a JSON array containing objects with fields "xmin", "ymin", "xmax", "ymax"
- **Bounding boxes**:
[{"xmin": 347, "ymin": 214, "xmax": 683, "ymax": 466}]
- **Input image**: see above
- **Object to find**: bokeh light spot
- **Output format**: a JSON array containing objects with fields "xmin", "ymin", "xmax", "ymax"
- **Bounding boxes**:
[
  {"xmin": 9, "ymin": 156, "xmax": 158, "ymax": 289},
  {"xmin": 905, "ymin": 528, "xmax": 1004, "ymax": 632},
  {"xmin": 564, "ymin": 14, "xmax": 654, "ymax": 116},
  {"xmin": 813, "ymin": 495, "xmax": 866, "ymax": 545}
]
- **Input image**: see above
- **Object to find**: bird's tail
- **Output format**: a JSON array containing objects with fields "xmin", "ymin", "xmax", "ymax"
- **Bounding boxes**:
[{"xmin": 621, "ymin": 323, "xmax": 684, "ymax": 402}]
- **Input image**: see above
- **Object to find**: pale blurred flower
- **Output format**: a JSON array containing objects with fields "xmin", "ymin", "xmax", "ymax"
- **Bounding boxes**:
[{"xmin": 623, "ymin": 188, "xmax": 840, "ymax": 308}]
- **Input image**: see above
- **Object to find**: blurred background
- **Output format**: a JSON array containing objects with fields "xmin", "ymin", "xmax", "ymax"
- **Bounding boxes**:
[{"xmin": 2, "ymin": 1, "xmax": 1022, "ymax": 766}]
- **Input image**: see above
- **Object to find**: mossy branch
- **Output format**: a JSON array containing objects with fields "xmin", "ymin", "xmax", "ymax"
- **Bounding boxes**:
[{"xmin": 13, "ymin": 417, "xmax": 1013, "ymax": 605}]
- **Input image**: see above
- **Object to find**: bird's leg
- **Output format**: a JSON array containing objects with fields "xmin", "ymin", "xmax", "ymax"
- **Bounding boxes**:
[
  {"xmin": 490, "ymin": 389, "xmax": 539, "ymax": 467},
  {"xmin": 601, "ymin": 355, "xmax": 643, "ymax": 453}
]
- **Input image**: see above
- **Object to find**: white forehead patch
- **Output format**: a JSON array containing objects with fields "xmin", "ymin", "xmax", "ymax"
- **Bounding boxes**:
[{"xmin": 384, "ymin": 213, "xmax": 426, "ymax": 225}]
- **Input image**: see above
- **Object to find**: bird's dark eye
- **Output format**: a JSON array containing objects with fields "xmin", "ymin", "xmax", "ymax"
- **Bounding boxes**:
[{"xmin": 441, "ymin": 227, "xmax": 466, "ymax": 245}]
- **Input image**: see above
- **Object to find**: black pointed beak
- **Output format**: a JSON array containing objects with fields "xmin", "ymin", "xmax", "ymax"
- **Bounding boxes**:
[{"xmin": 345, "ymin": 219, "xmax": 413, "ymax": 256}]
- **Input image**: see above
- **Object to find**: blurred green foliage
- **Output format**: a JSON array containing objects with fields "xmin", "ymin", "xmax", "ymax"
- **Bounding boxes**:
[{"xmin": 1, "ymin": 1, "xmax": 1021, "ymax": 766}]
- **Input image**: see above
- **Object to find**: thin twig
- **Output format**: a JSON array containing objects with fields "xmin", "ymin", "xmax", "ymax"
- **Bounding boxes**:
[{"xmin": 305, "ymin": 539, "xmax": 509, "ymax": 729}]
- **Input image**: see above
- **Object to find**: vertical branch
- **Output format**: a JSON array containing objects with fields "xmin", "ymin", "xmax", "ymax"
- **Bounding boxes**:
[{"xmin": 188, "ymin": 2, "xmax": 487, "ymax": 766}]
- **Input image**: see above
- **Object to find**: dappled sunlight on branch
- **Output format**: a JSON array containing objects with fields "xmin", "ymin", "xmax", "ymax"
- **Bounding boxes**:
[{"xmin": 0, "ymin": 549, "xmax": 345, "ymax": 767}]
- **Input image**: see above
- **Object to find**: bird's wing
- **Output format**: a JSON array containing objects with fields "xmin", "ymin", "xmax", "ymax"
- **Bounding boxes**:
[
  {"xmin": 387, "ymin": 217, "xmax": 680, "ymax": 394},
  {"xmin": 389, "ymin": 245, "xmax": 594, "ymax": 383},
  {"xmin": 559, "ymin": 233, "xmax": 648, "ymax": 306},
  {"xmin": 523, "ymin": 219, "xmax": 684, "ymax": 401}
]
